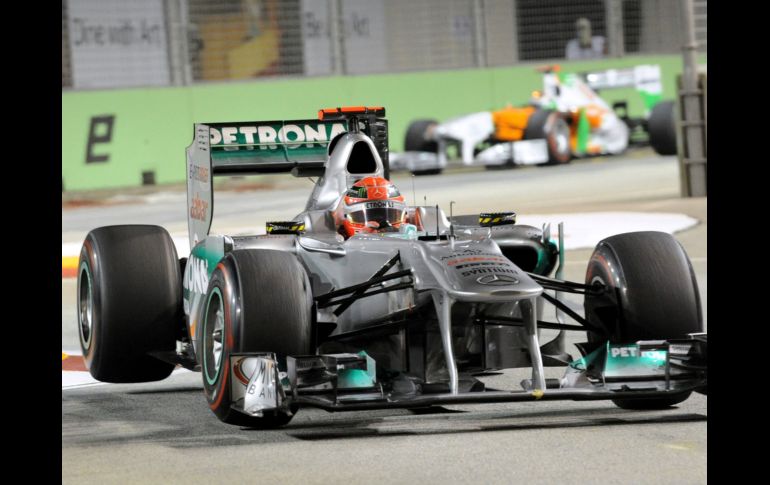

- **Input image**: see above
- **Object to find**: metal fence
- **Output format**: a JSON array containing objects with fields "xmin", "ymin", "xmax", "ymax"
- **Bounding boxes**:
[{"xmin": 62, "ymin": 0, "xmax": 707, "ymax": 90}]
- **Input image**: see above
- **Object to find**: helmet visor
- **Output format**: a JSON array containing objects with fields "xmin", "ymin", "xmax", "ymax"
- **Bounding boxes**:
[{"xmin": 348, "ymin": 208, "xmax": 405, "ymax": 225}]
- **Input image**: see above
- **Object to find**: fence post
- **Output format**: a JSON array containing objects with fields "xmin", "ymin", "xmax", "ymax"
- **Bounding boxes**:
[
  {"xmin": 510, "ymin": 0, "xmax": 520, "ymax": 63},
  {"xmin": 473, "ymin": 0, "xmax": 488, "ymax": 68},
  {"xmin": 329, "ymin": 0, "xmax": 346, "ymax": 75},
  {"xmin": 605, "ymin": 0, "xmax": 624, "ymax": 58},
  {"xmin": 164, "ymin": 0, "xmax": 192, "ymax": 85},
  {"xmin": 678, "ymin": 0, "xmax": 707, "ymax": 197}
]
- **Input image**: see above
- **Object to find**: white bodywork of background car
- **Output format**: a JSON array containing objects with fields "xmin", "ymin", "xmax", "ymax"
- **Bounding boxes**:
[{"xmin": 392, "ymin": 66, "xmax": 669, "ymax": 172}]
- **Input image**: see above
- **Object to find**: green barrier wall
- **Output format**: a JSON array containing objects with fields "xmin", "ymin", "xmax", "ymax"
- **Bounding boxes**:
[{"xmin": 62, "ymin": 54, "xmax": 705, "ymax": 191}]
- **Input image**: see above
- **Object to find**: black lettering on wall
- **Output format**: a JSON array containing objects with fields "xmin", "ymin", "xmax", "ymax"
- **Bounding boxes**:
[{"xmin": 86, "ymin": 115, "xmax": 115, "ymax": 164}]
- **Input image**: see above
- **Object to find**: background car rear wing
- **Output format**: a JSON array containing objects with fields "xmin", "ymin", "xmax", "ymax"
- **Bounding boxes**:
[
  {"xmin": 578, "ymin": 64, "xmax": 663, "ymax": 113},
  {"xmin": 185, "ymin": 108, "xmax": 389, "ymax": 247}
]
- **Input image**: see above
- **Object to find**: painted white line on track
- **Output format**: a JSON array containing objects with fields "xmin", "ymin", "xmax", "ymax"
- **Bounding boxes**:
[
  {"xmin": 62, "ymin": 350, "xmax": 193, "ymax": 390},
  {"xmin": 61, "ymin": 242, "xmax": 82, "ymax": 257},
  {"xmin": 516, "ymin": 212, "xmax": 697, "ymax": 250},
  {"xmin": 62, "ymin": 372, "xmax": 105, "ymax": 390}
]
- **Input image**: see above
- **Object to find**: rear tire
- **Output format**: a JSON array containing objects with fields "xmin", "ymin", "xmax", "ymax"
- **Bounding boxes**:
[
  {"xmin": 404, "ymin": 119, "xmax": 438, "ymax": 153},
  {"xmin": 648, "ymin": 101, "xmax": 677, "ymax": 156},
  {"xmin": 199, "ymin": 249, "xmax": 312, "ymax": 428},
  {"xmin": 523, "ymin": 109, "xmax": 571, "ymax": 164},
  {"xmin": 411, "ymin": 168, "xmax": 443, "ymax": 176},
  {"xmin": 584, "ymin": 231, "xmax": 702, "ymax": 409},
  {"xmin": 77, "ymin": 225, "xmax": 182, "ymax": 383},
  {"xmin": 405, "ymin": 119, "xmax": 443, "ymax": 175}
]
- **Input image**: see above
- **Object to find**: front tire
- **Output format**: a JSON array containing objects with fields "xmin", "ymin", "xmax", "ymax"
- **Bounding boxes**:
[
  {"xmin": 584, "ymin": 231, "xmax": 702, "ymax": 409},
  {"xmin": 199, "ymin": 249, "xmax": 312, "ymax": 427},
  {"xmin": 524, "ymin": 109, "xmax": 572, "ymax": 164},
  {"xmin": 77, "ymin": 225, "xmax": 182, "ymax": 383}
]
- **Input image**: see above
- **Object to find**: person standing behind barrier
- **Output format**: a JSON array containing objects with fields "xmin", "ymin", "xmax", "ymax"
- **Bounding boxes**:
[{"xmin": 565, "ymin": 17, "xmax": 606, "ymax": 60}]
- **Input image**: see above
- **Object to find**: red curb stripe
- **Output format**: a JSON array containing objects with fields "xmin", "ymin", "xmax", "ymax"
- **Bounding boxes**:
[{"xmin": 62, "ymin": 354, "xmax": 88, "ymax": 372}]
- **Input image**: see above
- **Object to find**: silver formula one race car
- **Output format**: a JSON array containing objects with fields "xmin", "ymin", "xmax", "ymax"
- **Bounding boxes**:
[{"xmin": 76, "ymin": 106, "xmax": 706, "ymax": 428}]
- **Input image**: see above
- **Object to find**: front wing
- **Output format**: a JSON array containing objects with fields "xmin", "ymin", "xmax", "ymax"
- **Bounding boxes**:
[{"xmin": 227, "ymin": 334, "xmax": 706, "ymax": 416}]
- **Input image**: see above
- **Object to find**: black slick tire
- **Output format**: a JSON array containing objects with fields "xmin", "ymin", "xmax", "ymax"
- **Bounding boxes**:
[
  {"xmin": 77, "ymin": 225, "xmax": 182, "ymax": 383},
  {"xmin": 584, "ymin": 231, "xmax": 703, "ymax": 409},
  {"xmin": 648, "ymin": 101, "xmax": 677, "ymax": 156},
  {"xmin": 199, "ymin": 249, "xmax": 312, "ymax": 428}
]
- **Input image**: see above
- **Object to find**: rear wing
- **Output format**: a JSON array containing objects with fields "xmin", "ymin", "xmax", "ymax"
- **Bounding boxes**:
[
  {"xmin": 190, "ymin": 119, "xmax": 349, "ymax": 176},
  {"xmin": 579, "ymin": 64, "xmax": 663, "ymax": 112},
  {"xmin": 186, "ymin": 108, "xmax": 389, "ymax": 247}
]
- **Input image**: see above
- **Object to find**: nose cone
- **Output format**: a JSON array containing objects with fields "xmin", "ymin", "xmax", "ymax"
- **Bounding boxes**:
[
  {"xmin": 469, "ymin": 270, "xmax": 544, "ymax": 300},
  {"xmin": 422, "ymin": 239, "xmax": 544, "ymax": 302}
]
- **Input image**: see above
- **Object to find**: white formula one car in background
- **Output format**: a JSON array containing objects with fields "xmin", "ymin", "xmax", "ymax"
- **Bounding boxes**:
[{"xmin": 392, "ymin": 65, "xmax": 677, "ymax": 175}]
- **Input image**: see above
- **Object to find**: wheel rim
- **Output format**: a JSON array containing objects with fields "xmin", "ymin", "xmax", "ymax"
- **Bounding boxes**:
[
  {"xmin": 203, "ymin": 288, "xmax": 225, "ymax": 386},
  {"xmin": 78, "ymin": 262, "xmax": 94, "ymax": 349}
]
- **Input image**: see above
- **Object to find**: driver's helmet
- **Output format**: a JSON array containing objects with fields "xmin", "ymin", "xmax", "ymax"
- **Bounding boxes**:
[{"xmin": 341, "ymin": 176, "xmax": 406, "ymax": 238}]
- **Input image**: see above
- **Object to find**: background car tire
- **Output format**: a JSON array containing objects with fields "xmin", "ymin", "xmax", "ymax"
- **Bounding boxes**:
[
  {"xmin": 404, "ymin": 119, "xmax": 443, "ymax": 176},
  {"xmin": 648, "ymin": 100, "xmax": 678, "ymax": 156},
  {"xmin": 404, "ymin": 119, "xmax": 439, "ymax": 153},
  {"xmin": 199, "ymin": 249, "xmax": 312, "ymax": 428},
  {"xmin": 411, "ymin": 168, "xmax": 443, "ymax": 176},
  {"xmin": 77, "ymin": 225, "xmax": 182, "ymax": 383},
  {"xmin": 523, "ymin": 109, "xmax": 572, "ymax": 164},
  {"xmin": 583, "ymin": 231, "xmax": 703, "ymax": 409}
]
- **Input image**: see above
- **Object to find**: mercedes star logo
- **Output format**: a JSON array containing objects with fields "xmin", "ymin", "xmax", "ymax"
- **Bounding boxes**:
[{"xmin": 476, "ymin": 274, "xmax": 519, "ymax": 285}]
